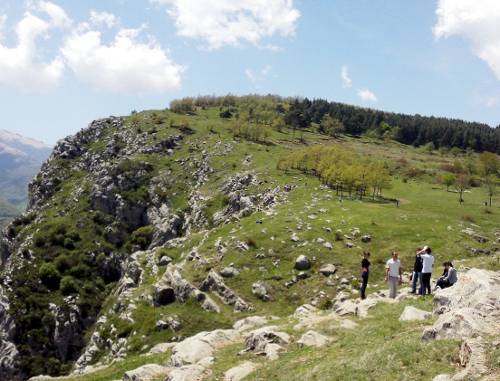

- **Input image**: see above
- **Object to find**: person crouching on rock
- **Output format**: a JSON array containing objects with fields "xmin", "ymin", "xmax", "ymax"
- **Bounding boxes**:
[
  {"xmin": 361, "ymin": 251, "xmax": 370, "ymax": 300},
  {"xmin": 385, "ymin": 251, "xmax": 402, "ymax": 299},
  {"xmin": 435, "ymin": 261, "xmax": 457, "ymax": 290}
]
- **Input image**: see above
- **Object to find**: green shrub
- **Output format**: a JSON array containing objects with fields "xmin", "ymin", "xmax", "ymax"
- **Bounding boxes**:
[
  {"xmin": 131, "ymin": 225, "xmax": 154, "ymax": 249},
  {"xmin": 115, "ymin": 320, "xmax": 134, "ymax": 338},
  {"xmin": 38, "ymin": 263, "xmax": 61, "ymax": 290},
  {"xmin": 64, "ymin": 238, "xmax": 75, "ymax": 250},
  {"xmin": 54, "ymin": 255, "xmax": 78, "ymax": 273},
  {"xmin": 317, "ymin": 298, "xmax": 333, "ymax": 310},
  {"xmin": 60, "ymin": 276, "xmax": 78, "ymax": 296},
  {"xmin": 351, "ymin": 279, "xmax": 359, "ymax": 289},
  {"xmin": 70, "ymin": 263, "xmax": 92, "ymax": 279},
  {"xmin": 461, "ymin": 215, "xmax": 475, "ymax": 223},
  {"xmin": 34, "ymin": 234, "xmax": 45, "ymax": 247},
  {"xmin": 246, "ymin": 237, "xmax": 256, "ymax": 248}
]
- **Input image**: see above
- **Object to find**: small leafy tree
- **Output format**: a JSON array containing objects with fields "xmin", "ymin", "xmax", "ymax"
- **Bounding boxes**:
[
  {"xmin": 484, "ymin": 174, "xmax": 498, "ymax": 206},
  {"xmin": 455, "ymin": 174, "xmax": 469, "ymax": 204},
  {"xmin": 450, "ymin": 147, "xmax": 462, "ymax": 157},
  {"xmin": 441, "ymin": 172, "xmax": 457, "ymax": 191},
  {"xmin": 320, "ymin": 114, "xmax": 345, "ymax": 138},
  {"xmin": 478, "ymin": 151, "xmax": 500, "ymax": 177},
  {"xmin": 424, "ymin": 142, "xmax": 435, "ymax": 154}
]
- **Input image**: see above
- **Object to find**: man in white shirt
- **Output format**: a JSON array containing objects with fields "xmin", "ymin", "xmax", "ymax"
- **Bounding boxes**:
[
  {"xmin": 385, "ymin": 251, "xmax": 402, "ymax": 299},
  {"xmin": 418, "ymin": 246, "xmax": 434, "ymax": 295}
]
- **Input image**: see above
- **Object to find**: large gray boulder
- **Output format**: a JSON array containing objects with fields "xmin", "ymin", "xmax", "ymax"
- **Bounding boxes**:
[
  {"xmin": 224, "ymin": 362, "xmax": 260, "ymax": 381},
  {"xmin": 251, "ymin": 282, "xmax": 270, "ymax": 302},
  {"xmin": 220, "ymin": 267, "xmax": 241, "ymax": 278},
  {"xmin": 399, "ymin": 306, "xmax": 432, "ymax": 322},
  {"xmin": 168, "ymin": 330, "xmax": 240, "ymax": 367},
  {"xmin": 296, "ymin": 331, "xmax": 330, "ymax": 349},
  {"xmin": 294, "ymin": 255, "xmax": 311, "ymax": 270},
  {"xmin": 244, "ymin": 326, "xmax": 290, "ymax": 353},
  {"xmin": 123, "ymin": 364, "xmax": 170, "ymax": 380},
  {"xmin": 153, "ymin": 283, "xmax": 176, "ymax": 305},
  {"xmin": 166, "ymin": 357, "xmax": 214, "ymax": 381},
  {"xmin": 318, "ymin": 264, "xmax": 336, "ymax": 277}
]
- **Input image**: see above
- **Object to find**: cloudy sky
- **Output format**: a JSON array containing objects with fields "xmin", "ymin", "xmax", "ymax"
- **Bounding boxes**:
[{"xmin": 0, "ymin": 0, "xmax": 499, "ymax": 145}]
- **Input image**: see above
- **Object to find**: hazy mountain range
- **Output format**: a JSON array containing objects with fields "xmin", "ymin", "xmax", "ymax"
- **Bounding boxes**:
[{"xmin": 0, "ymin": 129, "xmax": 53, "ymax": 210}]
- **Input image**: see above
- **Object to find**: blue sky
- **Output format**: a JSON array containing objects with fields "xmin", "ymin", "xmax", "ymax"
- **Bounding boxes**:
[{"xmin": 0, "ymin": 0, "xmax": 499, "ymax": 145}]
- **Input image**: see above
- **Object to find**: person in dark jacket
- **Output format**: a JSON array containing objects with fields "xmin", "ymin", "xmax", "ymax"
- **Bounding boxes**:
[
  {"xmin": 411, "ymin": 248, "xmax": 423, "ymax": 294},
  {"xmin": 435, "ymin": 262, "xmax": 457, "ymax": 290},
  {"xmin": 360, "ymin": 251, "xmax": 370, "ymax": 299}
]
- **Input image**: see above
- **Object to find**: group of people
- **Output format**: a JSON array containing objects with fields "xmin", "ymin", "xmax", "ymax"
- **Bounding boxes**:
[{"xmin": 360, "ymin": 246, "xmax": 457, "ymax": 300}]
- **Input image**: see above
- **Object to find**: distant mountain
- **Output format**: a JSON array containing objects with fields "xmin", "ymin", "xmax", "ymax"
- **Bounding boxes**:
[
  {"xmin": 0, "ymin": 129, "xmax": 53, "ymax": 210},
  {"xmin": 0, "ymin": 195, "xmax": 22, "ymax": 239}
]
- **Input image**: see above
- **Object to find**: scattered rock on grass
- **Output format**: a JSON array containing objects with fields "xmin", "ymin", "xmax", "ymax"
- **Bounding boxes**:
[{"xmin": 294, "ymin": 255, "xmax": 311, "ymax": 270}]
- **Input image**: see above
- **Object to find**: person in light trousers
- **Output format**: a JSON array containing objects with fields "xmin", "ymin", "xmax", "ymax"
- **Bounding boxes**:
[{"xmin": 385, "ymin": 251, "xmax": 402, "ymax": 299}]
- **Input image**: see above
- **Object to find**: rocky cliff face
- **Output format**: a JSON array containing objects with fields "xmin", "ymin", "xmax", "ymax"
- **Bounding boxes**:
[
  {"xmin": 0, "ymin": 115, "xmax": 206, "ymax": 378},
  {"xmin": 0, "ymin": 111, "xmax": 287, "ymax": 379}
]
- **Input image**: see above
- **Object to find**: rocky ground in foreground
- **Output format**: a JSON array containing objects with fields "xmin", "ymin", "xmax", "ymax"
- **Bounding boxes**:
[{"xmin": 24, "ymin": 267, "xmax": 500, "ymax": 381}]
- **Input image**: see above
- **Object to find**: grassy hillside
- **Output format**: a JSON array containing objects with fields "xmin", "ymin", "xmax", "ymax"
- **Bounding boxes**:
[{"xmin": 4, "ymin": 98, "xmax": 500, "ymax": 379}]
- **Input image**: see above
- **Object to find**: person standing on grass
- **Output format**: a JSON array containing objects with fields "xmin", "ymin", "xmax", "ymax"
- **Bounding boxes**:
[
  {"xmin": 385, "ymin": 251, "xmax": 402, "ymax": 299},
  {"xmin": 360, "ymin": 251, "xmax": 371, "ymax": 300},
  {"xmin": 418, "ymin": 246, "xmax": 434, "ymax": 295},
  {"xmin": 411, "ymin": 248, "xmax": 423, "ymax": 294}
]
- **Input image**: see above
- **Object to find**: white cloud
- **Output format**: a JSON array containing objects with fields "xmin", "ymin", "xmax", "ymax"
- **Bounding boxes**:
[
  {"xmin": 341, "ymin": 65, "xmax": 351, "ymax": 88},
  {"xmin": 246, "ymin": 64, "xmax": 273, "ymax": 83},
  {"xmin": 485, "ymin": 96, "xmax": 498, "ymax": 107},
  {"xmin": 27, "ymin": 0, "xmax": 72, "ymax": 29},
  {"xmin": 0, "ymin": 14, "xmax": 7, "ymax": 40},
  {"xmin": 151, "ymin": 0, "xmax": 300, "ymax": 49},
  {"xmin": 61, "ymin": 22, "xmax": 186, "ymax": 95},
  {"xmin": 90, "ymin": 10, "xmax": 117, "ymax": 28},
  {"xmin": 357, "ymin": 88, "xmax": 377, "ymax": 102},
  {"xmin": 433, "ymin": 0, "xmax": 500, "ymax": 80},
  {"xmin": 0, "ymin": 1, "xmax": 70, "ymax": 93},
  {"xmin": 246, "ymin": 69, "xmax": 256, "ymax": 82},
  {"xmin": 262, "ymin": 64, "xmax": 272, "ymax": 75}
]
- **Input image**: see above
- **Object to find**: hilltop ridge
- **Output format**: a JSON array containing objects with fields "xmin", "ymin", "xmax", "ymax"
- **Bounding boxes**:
[{"xmin": 1, "ymin": 96, "xmax": 500, "ymax": 380}]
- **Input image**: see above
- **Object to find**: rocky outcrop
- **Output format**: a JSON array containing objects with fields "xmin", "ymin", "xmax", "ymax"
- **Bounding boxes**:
[
  {"xmin": 0, "ymin": 285, "xmax": 19, "ymax": 380},
  {"xmin": 421, "ymin": 269, "xmax": 500, "ymax": 342},
  {"xmin": 161, "ymin": 265, "xmax": 220, "ymax": 312},
  {"xmin": 423, "ymin": 269, "xmax": 500, "ymax": 381},
  {"xmin": 199, "ymin": 270, "xmax": 250, "ymax": 312}
]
